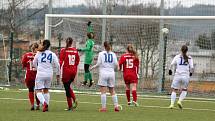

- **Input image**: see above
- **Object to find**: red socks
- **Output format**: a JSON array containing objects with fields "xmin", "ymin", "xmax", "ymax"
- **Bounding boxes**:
[
  {"xmin": 28, "ymin": 92, "xmax": 34, "ymax": 106},
  {"xmin": 69, "ymin": 88, "xmax": 76, "ymax": 101},
  {"xmin": 132, "ymin": 90, "xmax": 137, "ymax": 102},
  {"xmin": 126, "ymin": 90, "xmax": 130, "ymax": 102}
]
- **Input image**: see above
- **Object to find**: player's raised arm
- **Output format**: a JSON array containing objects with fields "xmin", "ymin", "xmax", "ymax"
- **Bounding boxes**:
[{"xmin": 87, "ymin": 21, "xmax": 93, "ymax": 33}]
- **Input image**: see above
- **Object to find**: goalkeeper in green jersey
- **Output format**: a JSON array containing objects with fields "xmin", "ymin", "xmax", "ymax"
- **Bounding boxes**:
[{"xmin": 78, "ymin": 21, "xmax": 95, "ymax": 87}]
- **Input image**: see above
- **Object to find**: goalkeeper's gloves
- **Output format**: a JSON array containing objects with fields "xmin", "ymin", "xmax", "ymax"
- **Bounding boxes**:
[
  {"xmin": 87, "ymin": 21, "xmax": 92, "ymax": 26},
  {"xmin": 77, "ymin": 48, "xmax": 82, "ymax": 51},
  {"xmin": 190, "ymin": 73, "xmax": 192, "ymax": 77},
  {"xmin": 169, "ymin": 70, "xmax": 172, "ymax": 75}
]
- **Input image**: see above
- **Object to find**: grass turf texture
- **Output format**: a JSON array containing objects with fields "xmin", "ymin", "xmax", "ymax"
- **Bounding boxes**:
[{"xmin": 0, "ymin": 90, "xmax": 215, "ymax": 121}]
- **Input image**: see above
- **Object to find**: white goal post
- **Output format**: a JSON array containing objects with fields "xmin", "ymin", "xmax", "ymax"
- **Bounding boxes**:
[{"xmin": 44, "ymin": 14, "xmax": 215, "ymax": 92}]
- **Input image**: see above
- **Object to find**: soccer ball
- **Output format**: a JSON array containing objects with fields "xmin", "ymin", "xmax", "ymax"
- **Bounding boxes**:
[{"xmin": 161, "ymin": 28, "xmax": 169, "ymax": 34}]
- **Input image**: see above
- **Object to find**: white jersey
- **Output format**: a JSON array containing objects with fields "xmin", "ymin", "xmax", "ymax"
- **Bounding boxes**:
[
  {"xmin": 170, "ymin": 54, "xmax": 194, "ymax": 76},
  {"xmin": 33, "ymin": 50, "xmax": 60, "ymax": 77},
  {"xmin": 96, "ymin": 51, "xmax": 118, "ymax": 73}
]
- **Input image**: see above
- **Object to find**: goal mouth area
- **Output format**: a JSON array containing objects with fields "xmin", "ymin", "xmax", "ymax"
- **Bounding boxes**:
[{"xmin": 42, "ymin": 14, "xmax": 215, "ymax": 95}]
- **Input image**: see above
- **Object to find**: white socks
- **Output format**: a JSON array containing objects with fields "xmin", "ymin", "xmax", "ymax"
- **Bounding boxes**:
[
  {"xmin": 36, "ymin": 92, "xmax": 45, "ymax": 105},
  {"xmin": 170, "ymin": 91, "xmax": 176, "ymax": 105},
  {"xmin": 179, "ymin": 91, "xmax": 187, "ymax": 102},
  {"xmin": 112, "ymin": 94, "xmax": 118, "ymax": 107},
  {"xmin": 43, "ymin": 93, "xmax": 50, "ymax": 105},
  {"xmin": 101, "ymin": 93, "xmax": 106, "ymax": 108}
]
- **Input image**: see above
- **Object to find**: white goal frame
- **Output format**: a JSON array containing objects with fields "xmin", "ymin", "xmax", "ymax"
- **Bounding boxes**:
[{"xmin": 44, "ymin": 14, "xmax": 215, "ymax": 92}]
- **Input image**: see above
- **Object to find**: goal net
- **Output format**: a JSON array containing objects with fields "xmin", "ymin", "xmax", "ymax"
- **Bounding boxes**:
[
  {"xmin": 47, "ymin": 15, "xmax": 215, "ymax": 96},
  {"xmin": 0, "ymin": 34, "xmax": 10, "ymax": 86}
]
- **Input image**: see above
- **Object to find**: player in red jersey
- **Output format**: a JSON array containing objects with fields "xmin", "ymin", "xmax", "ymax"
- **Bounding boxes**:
[
  {"xmin": 59, "ymin": 37, "xmax": 80, "ymax": 111},
  {"xmin": 119, "ymin": 44, "xmax": 139, "ymax": 106},
  {"xmin": 21, "ymin": 43, "xmax": 40, "ymax": 110}
]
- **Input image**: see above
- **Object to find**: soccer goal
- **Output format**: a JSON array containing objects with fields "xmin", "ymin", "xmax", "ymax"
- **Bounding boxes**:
[
  {"xmin": 44, "ymin": 14, "xmax": 215, "ymax": 96},
  {"xmin": 0, "ymin": 34, "xmax": 10, "ymax": 86}
]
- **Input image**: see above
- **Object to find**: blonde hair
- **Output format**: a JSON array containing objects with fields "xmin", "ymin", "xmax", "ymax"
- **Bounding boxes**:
[{"xmin": 127, "ymin": 44, "xmax": 138, "ymax": 58}]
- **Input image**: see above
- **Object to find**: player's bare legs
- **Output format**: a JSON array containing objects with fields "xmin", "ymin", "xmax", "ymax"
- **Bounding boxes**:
[{"xmin": 99, "ymin": 86, "xmax": 107, "ymax": 112}]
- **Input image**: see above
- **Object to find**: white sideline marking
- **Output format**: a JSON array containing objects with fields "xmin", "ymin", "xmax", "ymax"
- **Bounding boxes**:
[
  {"xmin": 1, "ymin": 89, "xmax": 215, "ymax": 103},
  {"xmin": 0, "ymin": 97, "xmax": 215, "ymax": 112}
]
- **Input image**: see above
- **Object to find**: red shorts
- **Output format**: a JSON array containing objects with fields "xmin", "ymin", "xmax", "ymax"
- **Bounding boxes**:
[
  {"xmin": 123, "ymin": 74, "xmax": 138, "ymax": 84},
  {"xmin": 62, "ymin": 68, "xmax": 77, "ymax": 83},
  {"xmin": 25, "ymin": 79, "xmax": 35, "ymax": 88},
  {"xmin": 25, "ymin": 71, "xmax": 36, "ymax": 88}
]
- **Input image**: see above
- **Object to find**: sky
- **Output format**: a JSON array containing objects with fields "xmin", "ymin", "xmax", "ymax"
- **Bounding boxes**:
[{"xmin": 1, "ymin": 0, "xmax": 215, "ymax": 8}]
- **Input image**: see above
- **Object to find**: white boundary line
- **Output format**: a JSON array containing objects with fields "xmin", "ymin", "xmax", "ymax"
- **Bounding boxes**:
[
  {"xmin": 0, "ymin": 97, "xmax": 215, "ymax": 112},
  {"xmin": 3, "ymin": 89, "xmax": 215, "ymax": 103},
  {"xmin": 1, "ymin": 89, "xmax": 215, "ymax": 103}
]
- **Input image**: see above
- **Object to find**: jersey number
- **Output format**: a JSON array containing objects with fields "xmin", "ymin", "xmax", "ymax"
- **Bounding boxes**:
[
  {"xmin": 126, "ymin": 59, "xmax": 133, "ymax": 68},
  {"xmin": 104, "ymin": 53, "xmax": 113, "ymax": 63},
  {"xmin": 179, "ymin": 57, "xmax": 188, "ymax": 65},
  {"xmin": 41, "ymin": 53, "xmax": 52, "ymax": 63},
  {"xmin": 68, "ymin": 55, "xmax": 76, "ymax": 65}
]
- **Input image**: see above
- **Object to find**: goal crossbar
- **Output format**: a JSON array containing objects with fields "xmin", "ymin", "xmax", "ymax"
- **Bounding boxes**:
[
  {"xmin": 45, "ymin": 14, "xmax": 215, "ymax": 39},
  {"xmin": 45, "ymin": 14, "xmax": 215, "ymax": 20}
]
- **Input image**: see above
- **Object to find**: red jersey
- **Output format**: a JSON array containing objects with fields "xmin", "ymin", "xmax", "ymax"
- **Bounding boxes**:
[
  {"xmin": 59, "ymin": 47, "xmax": 80, "ymax": 82},
  {"xmin": 21, "ymin": 52, "xmax": 37, "ymax": 87},
  {"xmin": 119, "ymin": 53, "xmax": 139, "ymax": 84}
]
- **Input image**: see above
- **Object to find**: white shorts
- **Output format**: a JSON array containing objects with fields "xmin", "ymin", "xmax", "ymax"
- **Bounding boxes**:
[
  {"xmin": 98, "ymin": 72, "xmax": 115, "ymax": 88},
  {"xmin": 171, "ymin": 75, "xmax": 190, "ymax": 89},
  {"xmin": 35, "ymin": 76, "xmax": 52, "ymax": 90}
]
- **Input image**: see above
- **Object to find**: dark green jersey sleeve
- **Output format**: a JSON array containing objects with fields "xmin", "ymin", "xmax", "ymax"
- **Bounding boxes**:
[{"xmin": 87, "ymin": 25, "xmax": 94, "ymax": 33}]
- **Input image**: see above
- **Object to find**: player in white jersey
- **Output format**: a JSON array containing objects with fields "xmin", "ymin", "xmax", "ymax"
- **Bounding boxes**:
[
  {"xmin": 90, "ymin": 41, "xmax": 121, "ymax": 112},
  {"xmin": 168, "ymin": 45, "xmax": 194, "ymax": 109},
  {"xmin": 33, "ymin": 40, "xmax": 60, "ymax": 112}
]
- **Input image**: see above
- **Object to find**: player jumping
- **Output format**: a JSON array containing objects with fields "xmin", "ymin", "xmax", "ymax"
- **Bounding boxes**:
[{"xmin": 78, "ymin": 21, "xmax": 95, "ymax": 87}]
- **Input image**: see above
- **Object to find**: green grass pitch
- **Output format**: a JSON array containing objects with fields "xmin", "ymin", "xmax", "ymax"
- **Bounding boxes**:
[{"xmin": 0, "ymin": 89, "xmax": 215, "ymax": 121}]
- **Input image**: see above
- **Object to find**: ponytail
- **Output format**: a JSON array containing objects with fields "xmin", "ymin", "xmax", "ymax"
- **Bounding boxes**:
[
  {"xmin": 38, "ymin": 40, "xmax": 50, "ymax": 52},
  {"xmin": 30, "ymin": 43, "xmax": 39, "ymax": 52},
  {"xmin": 127, "ymin": 44, "xmax": 138, "ymax": 59},
  {"xmin": 65, "ymin": 37, "xmax": 73, "ymax": 49},
  {"xmin": 181, "ymin": 45, "xmax": 189, "ymax": 63},
  {"xmin": 104, "ymin": 41, "xmax": 112, "ymax": 52}
]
